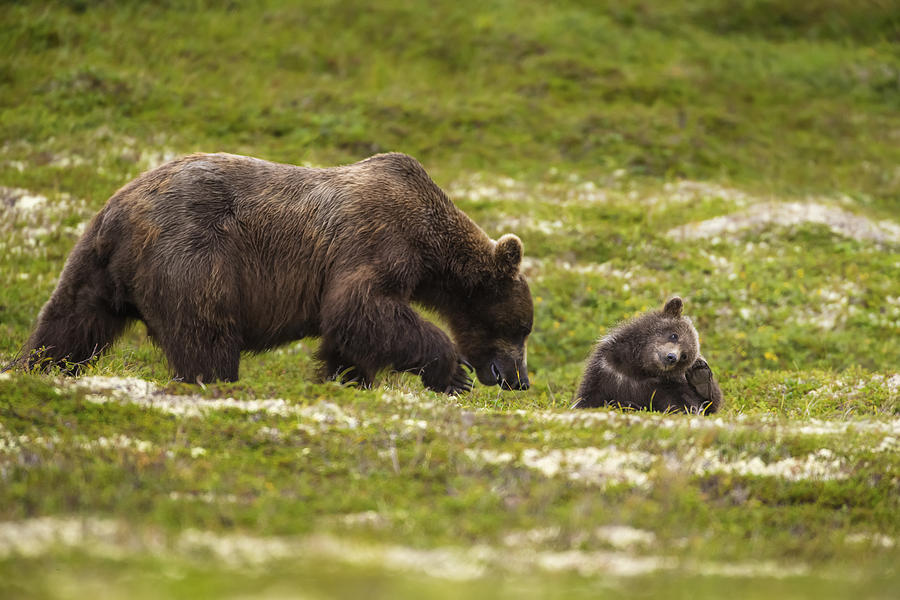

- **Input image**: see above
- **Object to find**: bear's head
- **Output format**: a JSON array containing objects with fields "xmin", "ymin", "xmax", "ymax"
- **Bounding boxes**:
[
  {"xmin": 447, "ymin": 234, "xmax": 533, "ymax": 390},
  {"xmin": 635, "ymin": 296, "xmax": 700, "ymax": 377}
]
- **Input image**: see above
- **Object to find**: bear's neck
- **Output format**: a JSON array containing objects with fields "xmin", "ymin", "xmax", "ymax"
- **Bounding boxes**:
[{"xmin": 423, "ymin": 210, "xmax": 498, "ymax": 291}]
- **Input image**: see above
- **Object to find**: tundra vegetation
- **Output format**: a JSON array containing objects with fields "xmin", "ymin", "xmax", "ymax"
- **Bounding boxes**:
[{"xmin": 1, "ymin": 1, "xmax": 898, "ymax": 598}]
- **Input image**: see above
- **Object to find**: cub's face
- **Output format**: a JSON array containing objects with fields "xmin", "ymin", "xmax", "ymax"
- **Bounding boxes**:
[
  {"xmin": 641, "ymin": 297, "xmax": 700, "ymax": 376},
  {"xmin": 450, "ymin": 274, "xmax": 533, "ymax": 390}
]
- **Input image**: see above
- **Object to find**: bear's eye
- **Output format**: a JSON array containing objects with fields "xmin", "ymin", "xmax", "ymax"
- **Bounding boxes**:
[
  {"xmin": 519, "ymin": 325, "xmax": 532, "ymax": 338},
  {"xmin": 669, "ymin": 333, "xmax": 678, "ymax": 342}
]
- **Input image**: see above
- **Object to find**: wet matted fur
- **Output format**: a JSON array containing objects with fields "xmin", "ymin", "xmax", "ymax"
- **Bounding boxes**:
[{"xmin": 22, "ymin": 152, "xmax": 533, "ymax": 392}]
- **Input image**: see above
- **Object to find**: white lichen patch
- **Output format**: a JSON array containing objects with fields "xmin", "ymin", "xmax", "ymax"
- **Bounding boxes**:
[
  {"xmin": 804, "ymin": 373, "xmax": 900, "ymax": 407},
  {"xmin": 468, "ymin": 445, "xmax": 654, "ymax": 488},
  {"xmin": 446, "ymin": 172, "xmax": 611, "ymax": 208},
  {"xmin": 139, "ymin": 149, "xmax": 181, "ymax": 171},
  {"xmin": 77, "ymin": 376, "xmax": 159, "ymax": 399},
  {"xmin": 446, "ymin": 173, "xmax": 534, "ymax": 204},
  {"xmin": 465, "ymin": 448, "xmax": 516, "ymax": 466},
  {"xmin": 379, "ymin": 388, "xmax": 443, "ymax": 411},
  {"xmin": 520, "ymin": 257, "xmax": 660, "ymax": 288},
  {"xmin": 533, "ymin": 408, "xmax": 724, "ymax": 432},
  {"xmin": 388, "ymin": 414, "xmax": 428, "ymax": 434},
  {"xmin": 873, "ymin": 435, "xmax": 897, "ymax": 453},
  {"xmin": 503, "ymin": 525, "xmax": 656, "ymax": 551},
  {"xmin": 0, "ymin": 517, "xmax": 820, "ymax": 581},
  {"xmin": 176, "ymin": 528, "xmax": 299, "ymax": 568},
  {"xmin": 168, "ymin": 491, "xmax": 241, "ymax": 504},
  {"xmin": 522, "ymin": 447, "xmax": 653, "ymax": 487},
  {"xmin": 82, "ymin": 386, "xmax": 302, "ymax": 419},
  {"xmin": 536, "ymin": 406, "xmax": 900, "ymax": 441},
  {"xmin": 0, "ymin": 429, "xmax": 61, "ymax": 454},
  {"xmin": 657, "ymin": 180, "xmax": 753, "ymax": 207},
  {"xmin": 479, "ymin": 416, "xmax": 869, "ymax": 485},
  {"xmin": 177, "ymin": 529, "xmax": 490, "ymax": 580},
  {"xmin": 74, "ymin": 376, "xmax": 365, "ymax": 429},
  {"xmin": 501, "ymin": 527, "xmax": 562, "ymax": 547},
  {"xmin": 335, "ymin": 511, "xmax": 391, "ymax": 528},
  {"xmin": 0, "ymin": 426, "xmax": 153, "ymax": 456},
  {"xmin": 791, "ymin": 279, "xmax": 864, "ymax": 330},
  {"xmin": 255, "ymin": 425, "xmax": 284, "ymax": 441},
  {"xmin": 534, "ymin": 549, "xmax": 674, "ymax": 577},
  {"xmin": 0, "ymin": 517, "xmax": 126, "ymax": 560},
  {"xmin": 594, "ymin": 525, "xmax": 657, "ymax": 550},
  {"xmin": 0, "ymin": 186, "xmax": 90, "ymax": 249},
  {"xmin": 688, "ymin": 448, "xmax": 848, "ymax": 481},
  {"xmin": 496, "ymin": 216, "xmax": 569, "ymax": 235},
  {"xmin": 1, "ymin": 187, "xmax": 48, "ymax": 214},
  {"xmin": 844, "ymin": 533, "xmax": 896, "ymax": 549},
  {"xmin": 668, "ymin": 201, "xmax": 900, "ymax": 246},
  {"xmin": 692, "ymin": 560, "xmax": 809, "ymax": 579},
  {"xmin": 87, "ymin": 435, "xmax": 154, "ymax": 453},
  {"xmin": 789, "ymin": 277, "xmax": 900, "ymax": 331},
  {"xmin": 294, "ymin": 402, "xmax": 364, "ymax": 431}
]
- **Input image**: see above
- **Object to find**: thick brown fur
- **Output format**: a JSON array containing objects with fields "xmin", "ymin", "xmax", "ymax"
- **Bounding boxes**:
[
  {"xmin": 573, "ymin": 297, "xmax": 723, "ymax": 413},
  {"xmin": 22, "ymin": 152, "xmax": 533, "ymax": 392}
]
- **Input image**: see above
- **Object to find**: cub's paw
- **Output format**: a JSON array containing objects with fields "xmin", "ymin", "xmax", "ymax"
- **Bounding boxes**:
[{"xmin": 685, "ymin": 357, "xmax": 714, "ymax": 401}]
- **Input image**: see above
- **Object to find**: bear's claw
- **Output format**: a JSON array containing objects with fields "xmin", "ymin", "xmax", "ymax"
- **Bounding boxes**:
[
  {"xmin": 685, "ymin": 357, "xmax": 714, "ymax": 400},
  {"xmin": 445, "ymin": 359, "xmax": 474, "ymax": 395}
]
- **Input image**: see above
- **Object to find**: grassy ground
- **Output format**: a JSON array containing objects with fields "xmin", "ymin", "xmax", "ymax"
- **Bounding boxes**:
[{"xmin": 1, "ymin": 1, "xmax": 899, "ymax": 598}]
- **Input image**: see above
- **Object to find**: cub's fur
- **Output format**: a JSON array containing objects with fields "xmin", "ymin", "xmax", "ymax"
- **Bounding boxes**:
[
  {"xmin": 574, "ymin": 297, "xmax": 722, "ymax": 413},
  {"xmin": 22, "ymin": 152, "xmax": 533, "ymax": 392}
]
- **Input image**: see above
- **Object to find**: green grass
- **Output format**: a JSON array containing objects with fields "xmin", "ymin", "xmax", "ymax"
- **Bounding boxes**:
[{"xmin": 1, "ymin": 1, "xmax": 899, "ymax": 598}]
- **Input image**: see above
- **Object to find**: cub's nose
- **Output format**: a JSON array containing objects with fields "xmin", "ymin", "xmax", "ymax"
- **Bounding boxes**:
[{"xmin": 665, "ymin": 352, "xmax": 678, "ymax": 365}]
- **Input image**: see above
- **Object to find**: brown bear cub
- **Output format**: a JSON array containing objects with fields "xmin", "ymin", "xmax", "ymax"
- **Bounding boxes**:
[
  {"xmin": 573, "ymin": 297, "xmax": 722, "ymax": 413},
  {"xmin": 22, "ymin": 152, "xmax": 533, "ymax": 393}
]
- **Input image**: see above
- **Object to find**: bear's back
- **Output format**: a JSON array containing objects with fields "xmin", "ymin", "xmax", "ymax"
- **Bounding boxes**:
[{"xmin": 101, "ymin": 152, "xmax": 452, "ymax": 250}]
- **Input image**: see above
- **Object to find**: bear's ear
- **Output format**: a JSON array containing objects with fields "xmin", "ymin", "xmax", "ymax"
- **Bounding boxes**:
[
  {"xmin": 663, "ymin": 296, "xmax": 683, "ymax": 318},
  {"xmin": 494, "ymin": 234, "xmax": 523, "ymax": 277}
]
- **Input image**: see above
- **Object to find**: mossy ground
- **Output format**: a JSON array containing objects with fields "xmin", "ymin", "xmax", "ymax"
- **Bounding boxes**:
[{"xmin": 1, "ymin": 1, "xmax": 898, "ymax": 598}]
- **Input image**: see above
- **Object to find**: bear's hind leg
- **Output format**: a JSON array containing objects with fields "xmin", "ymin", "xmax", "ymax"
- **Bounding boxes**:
[
  {"xmin": 316, "ymin": 340, "xmax": 374, "ymax": 388},
  {"xmin": 155, "ymin": 324, "xmax": 241, "ymax": 384},
  {"xmin": 24, "ymin": 285, "xmax": 130, "ymax": 374}
]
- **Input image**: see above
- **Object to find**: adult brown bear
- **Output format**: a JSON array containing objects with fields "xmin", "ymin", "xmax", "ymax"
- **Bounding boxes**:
[{"xmin": 23, "ymin": 152, "xmax": 533, "ymax": 393}]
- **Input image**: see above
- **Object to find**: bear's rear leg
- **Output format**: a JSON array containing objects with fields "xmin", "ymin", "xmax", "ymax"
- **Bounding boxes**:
[
  {"xmin": 316, "ymin": 340, "xmax": 375, "ymax": 388},
  {"xmin": 155, "ymin": 325, "xmax": 241, "ymax": 384},
  {"xmin": 24, "ymin": 293, "xmax": 130, "ymax": 375}
]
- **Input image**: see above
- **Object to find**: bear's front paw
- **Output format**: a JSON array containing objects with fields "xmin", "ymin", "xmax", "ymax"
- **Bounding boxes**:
[
  {"xmin": 685, "ymin": 357, "xmax": 714, "ymax": 400},
  {"xmin": 421, "ymin": 356, "xmax": 473, "ymax": 395},
  {"xmin": 444, "ymin": 359, "xmax": 474, "ymax": 395}
]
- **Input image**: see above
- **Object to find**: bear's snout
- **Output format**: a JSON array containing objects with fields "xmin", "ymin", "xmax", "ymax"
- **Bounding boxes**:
[
  {"xmin": 502, "ymin": 372, "xmax": 529, "ymax": 390},
  {"xmin": 488, "ymin": 359, "xmax": 529, "ymax": 390},
  {"xmin": 654, "ymin": 342, "xmax": 684, "ymax": 372}
]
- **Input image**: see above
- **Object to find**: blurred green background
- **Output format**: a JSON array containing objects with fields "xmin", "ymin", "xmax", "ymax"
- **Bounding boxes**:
[{"xmin": 1, "ymin": 3, "xmax": 899, "ymax": 597}]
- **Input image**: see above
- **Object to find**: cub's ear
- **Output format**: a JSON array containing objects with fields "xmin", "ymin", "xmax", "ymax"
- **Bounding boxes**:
[
  {"xmin": 494, "ymin": 234, "xmax": 523, "ymax": 277},
  {"xmin": 663, "ymin": 296, "xmax": 683, "ymax": 318}
]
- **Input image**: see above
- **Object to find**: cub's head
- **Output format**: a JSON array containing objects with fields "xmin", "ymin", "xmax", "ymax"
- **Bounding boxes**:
[
  {"xmin": 637, "ymin": 297, "xmax": 700, "ymax": 377},
  {"xmin": 448, "ymin": 234, "xmax": 533, "ymax": 390}
]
